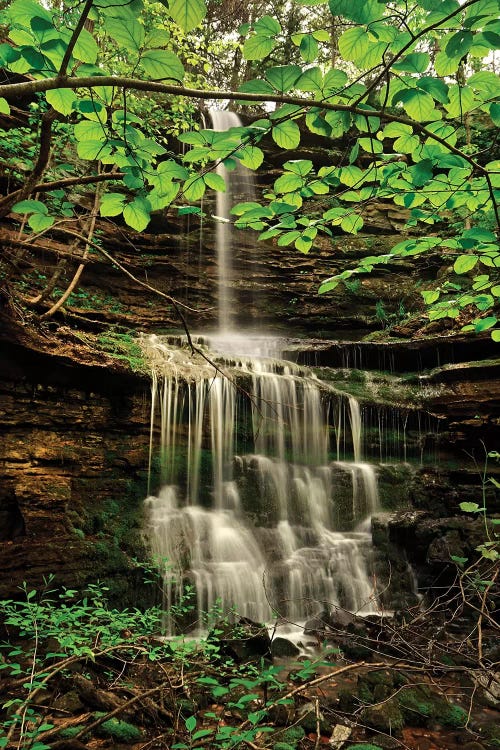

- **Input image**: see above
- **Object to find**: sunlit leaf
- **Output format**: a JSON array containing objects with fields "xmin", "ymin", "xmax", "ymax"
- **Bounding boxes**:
[
  {"xmin": 167, "ymin": 0, "xmax": 206, "ymax": 31},
  {"xmin": 45, "ymin": 88, "xmax": 75, "ymax": 115},
  {"xmin": 272, "ymin": 120, "xmax": 301, "ymax": 149},
  {"xmin": 123, "ymin": 197, "xmax": 151, "ymax": 231},
  {"xmin": 141, "ymin": 49, "xmax": 184, "ymax": 81}
]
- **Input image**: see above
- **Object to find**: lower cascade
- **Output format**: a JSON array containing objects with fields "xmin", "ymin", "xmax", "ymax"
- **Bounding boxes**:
[{"xmin": 143, "ymin": 334, "xmax": 392, "ymax": 634}]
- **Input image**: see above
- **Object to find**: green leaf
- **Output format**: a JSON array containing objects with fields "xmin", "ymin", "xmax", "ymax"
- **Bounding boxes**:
[
  {"xmin": 183, "ymin": 175, "xmax": 206, "ymax": 201},
  {"xmin": 105, "ymin": 16, "xmax": 144, "ymax": 51},
  {"xmin": 492, "ymin": 330, "xmax": 500, "ymax": 342},
  {"xmin": 168, "ymin": 0, "xmax": 206, "ymax": 31},
  {"xmin": 238, "ymin": 146, "xmax": 264, "ymax": 169},
  {"xmin": 339, "ymin": 166, "xmax": 363, "ymax": 186},
  {"xmin": 243, "ymin": 34, "xmax": 276, "ymax": 60},
  {"xmin": 123, "ymin": 197, "xmax": 151, "ymax": 231},
  {"xmin": 358, "ymin": 137, "xmax": 383, "ymax": 154},
  {"xmin": 459, "ymin": 502, "xmax": 480, "ymax": 513},
  {"xmin": 45, "ymin": 88, "xmax": 75, "ymax": 115},
  {"xmin": 328, "ymin": 0, "xmax": 384, "ymax": 23},
  {"xmin": 300, "ymin": 34, "xmax": 319, "ymax": 62},
  {"xmin": 272, "ymin": 120, "xmax": 300, "ymax": 150},
  {"xmin": 475, "ymin": 316, "xmax": 497, "ymax": 331},
  {"xmin": 323, "ymin": 67, "xmax": 348, "ymax": 93},
  {"xmin": 266, "ymin": 65, "xmax": 301, "ymax": 92},
  {"xmin": 339, "ymin": 27, "xmax": 386, "ymax": 68},
  {"xmin": 392, "ymin": 52, "xmax": 430, "ymax": 74},
  {"xmin": 74, "ymin": 120, "xmax": 107, "ymax": 142},
  {"xmin": 296, "ymin": 67, "xmax": 323, "ymax": 94},
  {"xmin": 204, "ymin": 173, "xmax": 226, "ymax": 191},
  {"xmin": 76, "ymin": 140, "xmax": 111, "ymax": 161},
  {"xmin": 446, "ymin": 30, "xmax": 473, "ymax": 57},
  {"xmin": 12, "ymin": 199, "xmax": 48, "ymax": 214},
  {"xmin": 490, "ymin": 103, "xmax": 500, "ymax": 127},
  {"xmin": 284, "ymin": 160, "xmax": 313, "ymax": 176},
  {"xmin": 0, "ymin": 97, "xmax": 9, "ymax": 115},
  {"xmin": 274, "ymin": 173, "xmax": 303, "ymax": 193},
  {"xmin": 454, "ymin": 255, "xmax": 478, "ymax": 274},
  {"xmin": 28, "ymin": 213, "xmax": 54, "ymax": 232},
  {"xmin": 141, "ymin": 49, "xmax": 184, "ymax": 81},
  {"xmin": 72, "ymin": 28, "xmax": 99, "ymax": 64},
  {"xmin": 238, "ymin": 79, "xmax": 274, "ymax": 95},
  {"xmin": 396, "ymin": 89, "xmax": 437, "ymax": 121},
  {"xmin": 417, "ymin": 77, "xmax": 449, "ymax": 104},
  {"xmin": 254, "ymin": 15, "xmax": 281, "ymax": 35},
  {"xmin": 422, "ymin": 290, "xmax": 440, "ymax": 304},
  {"xmin": 434, "ymin": 50, "xmax": 461, "ymax": 76},
  {"xmin": 340, "ymin": 213, "xmax": 363, "ymax": 233},
  {"xmin": 185, "ymin": 716, "xmax": 197, "ymax": 733},
  {"xmin": 444, "ymin": 86, "xmax": 476, "ymax": 118},
  {"xmin": 100, "ymin": 193, "xmax": 126, "ymax": 217}
]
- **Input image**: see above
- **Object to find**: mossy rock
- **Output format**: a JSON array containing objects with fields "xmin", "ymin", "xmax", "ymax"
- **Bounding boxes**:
[
  {"xmin": 398, "ymin": 685, "xmax": 467, "ymax": 728},
  {"xmin": 361, "ymin": 698, "xmax": 404, "ymax": 734},
  {"xmin": 95, "ymin": 717, "xmax": 142, "ymax": 742}
]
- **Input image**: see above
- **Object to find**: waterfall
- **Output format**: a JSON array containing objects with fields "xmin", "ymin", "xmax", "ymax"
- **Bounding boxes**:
[
  {"xmin": 210, "ymin": 109, "xmax": 256, "ymax": 333},
  {"xmin": 142, "ymin": 114, "xmax": 388, "ymax": 633},
  {"xmin": 143, "ymin": 337, "xmax": 383, "ymax": 633}
]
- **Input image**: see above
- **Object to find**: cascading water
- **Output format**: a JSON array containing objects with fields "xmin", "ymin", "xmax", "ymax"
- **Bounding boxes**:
[
  {"xmin": 142, "ymin": 110, "xmax": 397, "ymax": 634},
  {"xmin": 143, "ymin": 336, "xmax": 384, "ymax": 633}
]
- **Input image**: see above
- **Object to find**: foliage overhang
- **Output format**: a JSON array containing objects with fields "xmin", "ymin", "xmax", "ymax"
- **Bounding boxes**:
[{"xmin": 0, "ymin": 0, "xmax": 499, "ymax": 336}]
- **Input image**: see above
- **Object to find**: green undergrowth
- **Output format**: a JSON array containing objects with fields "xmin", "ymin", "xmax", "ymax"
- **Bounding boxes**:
[{"xmin": 96, "ymin": 331, "xmax": 149, "ymax": 374}]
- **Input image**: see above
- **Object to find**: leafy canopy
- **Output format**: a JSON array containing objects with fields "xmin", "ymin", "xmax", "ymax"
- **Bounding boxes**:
[{"xmin": 0, "ymin": 0, "xmax": 499, "ymax": 335}]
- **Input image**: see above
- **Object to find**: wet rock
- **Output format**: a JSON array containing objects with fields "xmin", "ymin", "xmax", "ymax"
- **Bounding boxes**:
[
  {"xmin": 271, "ymin": 637, "xmax": 300, "ymax": 658},
  {"xmin": 210, "ymin": 617, "xmax": 271, "ymax": 662}
]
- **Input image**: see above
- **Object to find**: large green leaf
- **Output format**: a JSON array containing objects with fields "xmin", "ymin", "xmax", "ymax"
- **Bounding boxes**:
[
  {"xmin": 238, "ymin": 79, "xmax": 275, "ymax": 95},
  {"xmin": 266, "ymin": 65, "xmax": 301, "ymax": 92},
  {"xmin": 444, "ymin": 86, "xmax": 476, "ymax": 118},
  {"xmin": 296, "ymin": 67, "xmax": 323, "ymax": 94},
  {"xmin": 254, "ymin": 16, "xmax": 281, "ymax": 35},
  {"xmin": 271, "ymin": 120, "xmax": 301, "ymax": 150},
  {"xmin": 12, "ymin": 199, "xmax": 48, "ymax": 214},
  {"xmin": 167, "ymin": 0, "xmax": 206, "ymax": 31},
  {"xmin": 183, "ymin": 175, "xmax": 206, "ymax": 201},
  {"xmin": 338, "ymin": 27, "xmax": 386, "ymax": 68},
  {"xmin": 299, "ymin": 34, "xmax": 319, "ymax": 62},
  {"xmin": 417, "ymin": 77, "xmax": 449, "ymax": 104},
  {"xmin": 396, "ymin": 89, "xmax": 438, "ymax": 121},
  {"xmin": 238, "ymin": 146, "xmax": 264, "ymax": 170},
  {"xmin": 392, "ymin": 52, "xmax": 430, "ymax": 74},
  {"xmin": 8, "ymin": 0, "xmax": 52, "ymax": 27},
  {"xmin": 141, "ymin": 49, "xmax": 184, "ymax": 81},
  {"xmin": 74, "ymin": 120, "xmax": 107, "ymax": 142},
  {"xmin": 100, "ymin": 193, "xmax": 126, "ymax": 217},
  {"xmin": 45, "ymin": 88, "xmax": 75, "ymax": 115},
  {"xmin": 445, "ymin": 30, "xmax": 473, "ymax": 57},
  {"xmin": 274, "ymin": 173, "xmax": 304, "ymax": 193},
  {"xmin": 454, "ymin": 254, "xmax": 478, "ymax": 274},
  {"xmin": 204, "ymin": 173, "xmax": 226, "ymax": 191},
  {"xmin": 0, "ymin": 98, "xmax": 10, "ymax": 115},
  {"xmin": 243, "ymin": 34, "xmax": 276, "ymax": 60},
  {"xmin": 123, "ymin": 197, "xmax": 151, "ymax": 231},
  {"xmin": 72, "ymin": 28, "xmax": 99, "ymax": 64},
  {"xmin": 328, "ymin": 0, "xmax": 384, "ymax": 23},
  {"xmin": 105, "ymin": 16, "xmax": 144, "ymax": 51}
]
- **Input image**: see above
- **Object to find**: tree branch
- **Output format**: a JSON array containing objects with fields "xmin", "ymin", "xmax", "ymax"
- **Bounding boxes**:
[{"xmin": 0, "ymin": 77, "xmax": 492, "ymax": 178}]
